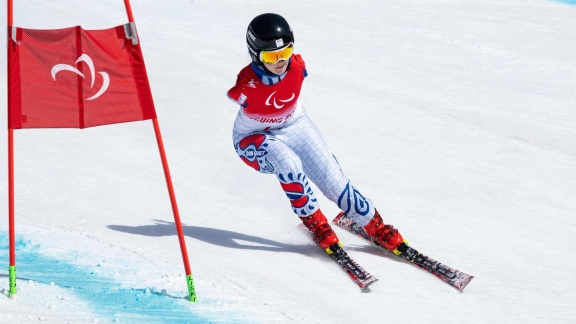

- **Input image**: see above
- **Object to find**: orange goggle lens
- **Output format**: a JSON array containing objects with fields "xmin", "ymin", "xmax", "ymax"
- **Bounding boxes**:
[{"xmin": 259, "ymin": 43, "xmax": 294, "ymax": 64}]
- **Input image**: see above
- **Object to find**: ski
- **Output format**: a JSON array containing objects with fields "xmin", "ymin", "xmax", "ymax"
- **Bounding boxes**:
[
  {"xmin": 298, "ymin": 223, "xmax": 378, "ymax": 290},
  {"xmin": 332, "ymin": 213, "xmax": 474, "ymax": 291}
]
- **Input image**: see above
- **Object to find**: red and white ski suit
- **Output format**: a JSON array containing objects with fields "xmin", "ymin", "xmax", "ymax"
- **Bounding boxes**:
[{"xmin": 228, "ymin": 55, "xmax": 375, "ymax": 225}]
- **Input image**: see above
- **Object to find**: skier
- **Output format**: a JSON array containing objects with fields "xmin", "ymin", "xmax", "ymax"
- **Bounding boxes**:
[{"xmin": 227, "ymin": 13, "xmax": 404, "ymax": 253}]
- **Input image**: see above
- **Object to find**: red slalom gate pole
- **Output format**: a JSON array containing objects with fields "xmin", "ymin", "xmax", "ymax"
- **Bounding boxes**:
[
  {"xmin": 152, "ymin": 119, "xmax": 196, "ymax": 302},
  {"xmin": 122, "ymin": 0, "xmax": 196, "ymax": 302},
  {"xmin": 7, "ymin": 0, "xmax": 17, "ymax": 298}
]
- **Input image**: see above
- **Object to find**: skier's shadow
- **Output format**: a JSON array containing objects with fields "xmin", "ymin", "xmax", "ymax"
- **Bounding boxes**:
[
  {"xmin": 108, "ymin": 220, "xmax": 315, "ymax": 255},
  {"xmin": 108, "ymin": 220, "xmax": 398, "ymax": 261}
]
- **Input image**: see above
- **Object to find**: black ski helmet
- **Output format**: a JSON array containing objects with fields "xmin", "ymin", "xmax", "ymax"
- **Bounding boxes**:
[{"xmin": 246, "ymin": 13, "xmax": 294, "ymax": 66}]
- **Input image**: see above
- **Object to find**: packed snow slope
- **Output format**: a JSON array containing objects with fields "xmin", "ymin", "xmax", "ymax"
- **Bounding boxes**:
[{"xmin": 1, "ymin": 0, "xmax": 575, "ymax": 323}]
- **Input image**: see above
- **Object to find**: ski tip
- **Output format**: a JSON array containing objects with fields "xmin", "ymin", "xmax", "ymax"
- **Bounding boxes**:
[
  {"xmin": 455, "ymin": 275, "xmax": 474, "ymax": 292},
  {"xmin": 359, "ymin": 277, "xmax": 379, "ymax": 291},
  {"xmin": 332, "ymin": 212, "xmax": 346, "ymax": 224}
]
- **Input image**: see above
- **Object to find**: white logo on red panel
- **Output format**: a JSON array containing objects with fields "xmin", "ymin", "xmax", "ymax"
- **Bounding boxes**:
[
  {"xmin": 248, "ymin": 79, "xmax": 258, "ymax": 88},
  {"xmin": 51, "ymin": 54, "xmax": 110, "ymax": 100},
  {"xmin": 265, "ymin": 91, "xmax": 295, "ymax": 109}
]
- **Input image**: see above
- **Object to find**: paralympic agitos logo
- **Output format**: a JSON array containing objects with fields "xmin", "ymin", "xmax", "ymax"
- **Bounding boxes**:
[
  {"xmin": 51, "ymin": 54, "xmax": 110, "ymax": 100},
  {"xmin": 265, "ymin": 91, "xmax": 295, "ymax": 109}
]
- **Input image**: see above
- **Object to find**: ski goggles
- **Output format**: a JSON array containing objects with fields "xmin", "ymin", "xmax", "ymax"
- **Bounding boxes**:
[{"xmin": 259, "ymin": 43, "xmax": 294, "ymax": 65}]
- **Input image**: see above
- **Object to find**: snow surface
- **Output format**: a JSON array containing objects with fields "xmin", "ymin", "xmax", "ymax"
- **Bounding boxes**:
[{"xmin": 1, "ymin": 0, "xmax": 576, "ymax": 322}]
